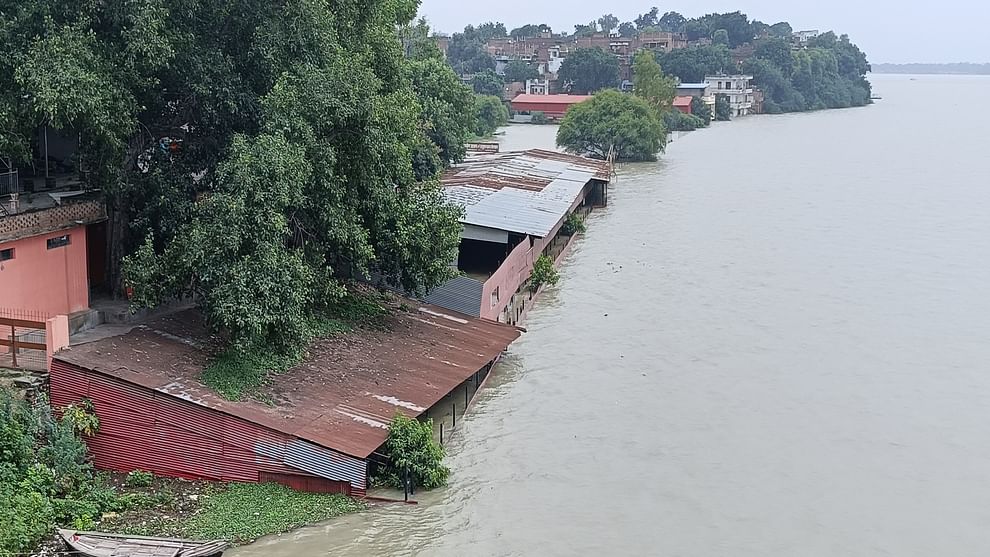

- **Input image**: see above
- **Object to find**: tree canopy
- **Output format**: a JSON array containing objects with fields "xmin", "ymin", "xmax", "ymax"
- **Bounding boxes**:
[
  {"xmin": 597, "ymin": 14, "xmax": 619, "ymax": 35},
  {"xmin": 635, "ymin": 7, "xmax": 660, "ymax": 30},
  {"xmin": 471, "ymin": 69, "xmax": 504, "ymax": 96},
  {"xmin": 447, "ymin": 26, "xmax": 496, "ymax": 75},
  {"xmin": 558, "ymin": 48, "xmax": 620, "ymax": 94},
  {"xmin": 1, "ymin": 0, "xmax": 468, "ymax": 350},
  {"xmin": 556, "ymin": 90, "xmax": 666, "ymax": 162},
  {"xmin": 632, "ymin": 50, "xmax": 677, "ymax": 115},
  {"xmin": 503, "ymin": 60, "xmax": 540, "ymax": 83},
  {"xmin": 656, "ymin": 45, "xmax": 732, "ymax": 82},
  {"xmin": 473, "ymin": 95, "xmax": 509, "ymax": 137}
]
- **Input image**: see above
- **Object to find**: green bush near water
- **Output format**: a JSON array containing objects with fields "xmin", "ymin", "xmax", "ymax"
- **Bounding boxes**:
[
  {"xmin": 530, "ymin": 255, "xmax": 560, "ymax": 289},
  {"xmin": 376, "ymin": 413, "xmax": 449, "ymax": 491}
]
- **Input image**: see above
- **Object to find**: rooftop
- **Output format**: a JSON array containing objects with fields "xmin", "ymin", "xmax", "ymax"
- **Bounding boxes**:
[
  {"xmin": 510, "ymin": 94, "xmax": 593, "ymax": 105},
  {"xmin": 441, "ymin": 149, "xmax": 610, "ymax": 237},
  {"xmin": 677, "ymin": 82, "xmax": 710, "ymax": 89},
  {"xmin": 55, "ymin": 302, "xmax": 521, "ymax": 460},
  {"xmin": 673, "ymin": 96, "xmax": 694, "ymax": 107}
]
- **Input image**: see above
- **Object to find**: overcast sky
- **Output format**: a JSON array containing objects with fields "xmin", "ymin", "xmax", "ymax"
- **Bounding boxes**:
[{"xmin": 417, "ymin": 0, "xmax": 990, "ymax": 64}]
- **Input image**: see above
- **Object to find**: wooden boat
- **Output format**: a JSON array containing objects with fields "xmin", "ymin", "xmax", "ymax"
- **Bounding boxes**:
[{"xmin": 57, "ymin": 528, "xmax": 230, "ymax": 557}]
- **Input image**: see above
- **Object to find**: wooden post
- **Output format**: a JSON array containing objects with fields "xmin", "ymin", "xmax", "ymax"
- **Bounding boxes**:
[
  {"xmin": 452, "ymin": 403, "xmax": 456, "ymax": 427},
  {"xmin": 10, "ymin": 325, "xmax": 17, "ymax": 368},
  {"xmin": 440, "ymin": 422, "xmax": 444, "ymax": 445}
]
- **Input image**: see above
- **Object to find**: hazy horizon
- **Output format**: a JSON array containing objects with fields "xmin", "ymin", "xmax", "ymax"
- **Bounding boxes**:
[{"xmin": 417, "ymin": 0, "xmax": 990, "ymax": 65}]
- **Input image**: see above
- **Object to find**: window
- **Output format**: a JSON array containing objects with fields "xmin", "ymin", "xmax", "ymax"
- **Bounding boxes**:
[
  {"xmin": 491, "ymin": 287, "xmax": 500, "ymax": 308},
  {"xmin": 0, "ymin": 248, "xmax": 13, "ymax": 261},
  {"xmin": 47, "ymin": 234, "xmax": 71, "ymax": 249}
]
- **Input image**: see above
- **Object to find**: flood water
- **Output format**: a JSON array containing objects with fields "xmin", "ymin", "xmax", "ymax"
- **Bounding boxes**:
[{"xmin": 231, "ymin": 74, "xmax": 990, "ymax": 556}]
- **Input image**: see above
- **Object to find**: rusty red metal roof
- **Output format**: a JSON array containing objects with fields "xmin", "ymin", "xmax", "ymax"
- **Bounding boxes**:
[
  {"xmin": 673, "ymin": 96, "xmax": 694, "ymax": 108},
  {"xmin": 55, "ymin": 303, "xmax": 521, "ymax": 459}
]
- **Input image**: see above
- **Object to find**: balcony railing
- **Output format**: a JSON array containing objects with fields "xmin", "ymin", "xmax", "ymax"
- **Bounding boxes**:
[{"xmin": 0, "ymin": 170, "xmax": 19, "ymax": 196}]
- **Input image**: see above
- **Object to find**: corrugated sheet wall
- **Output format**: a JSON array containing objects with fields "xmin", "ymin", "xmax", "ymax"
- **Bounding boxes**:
[{"xmin": 50, "ymin": 360, "xmax": 368, "ymax": 494}]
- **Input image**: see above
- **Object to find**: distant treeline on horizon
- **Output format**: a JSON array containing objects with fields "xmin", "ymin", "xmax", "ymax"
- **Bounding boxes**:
[{"xmin": 872, "ymin": 63, "xmax": 990, "ymax": 75}]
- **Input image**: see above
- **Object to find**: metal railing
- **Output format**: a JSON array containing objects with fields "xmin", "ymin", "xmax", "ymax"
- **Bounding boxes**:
[{"xmin": 0, "ymin": 170, "xmax": 20, "ymax": 196}]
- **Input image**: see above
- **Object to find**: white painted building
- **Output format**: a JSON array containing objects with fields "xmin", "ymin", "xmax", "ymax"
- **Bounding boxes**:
[{"xmin": 705, "ymin": 74, "xmax": 754, "ymax": 117}]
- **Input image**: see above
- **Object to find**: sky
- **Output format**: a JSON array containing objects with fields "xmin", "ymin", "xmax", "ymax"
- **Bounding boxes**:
[{"xmin": 416, "ymin": 0, "xmax": 990, "ymax": 64}]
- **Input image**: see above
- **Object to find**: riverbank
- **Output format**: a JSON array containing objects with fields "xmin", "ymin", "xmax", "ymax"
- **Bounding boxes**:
[{"xmin": 26, "ymin": 474, "xmax": 365, "ymax": 555}]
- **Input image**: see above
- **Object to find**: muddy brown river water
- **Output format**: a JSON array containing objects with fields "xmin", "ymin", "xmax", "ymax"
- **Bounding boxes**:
[{"xmin": 230, "ymin": 74, "xmax": 990, "ymax": 556}]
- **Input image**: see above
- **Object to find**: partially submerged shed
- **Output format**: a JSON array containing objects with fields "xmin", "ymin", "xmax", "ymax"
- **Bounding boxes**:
[{"xmin": 50, "ymin": 304, "xmax": 520, "ymax": 495}]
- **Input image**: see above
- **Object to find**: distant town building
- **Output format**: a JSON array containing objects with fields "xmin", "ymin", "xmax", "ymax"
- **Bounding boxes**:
[
  {"xmin": 793, "ymin": 30, "xmax": 820, "ymax": 45},
  {"xmin": 706, "ymin": 74, "xmax": 754, "ymax": 117},
  {"xmin": 676, "ymin": 82, "xmax": 716, "ymax": 116},
  {"xmin": 510, "ymin": 94, "xmax": 591, "ymax": 120}
]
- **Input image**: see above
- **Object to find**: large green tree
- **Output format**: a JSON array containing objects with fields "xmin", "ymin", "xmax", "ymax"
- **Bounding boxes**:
[
  {"xmin": 656, "ymin": 45, "xmax": 732, "ymax": 82},
  {"xmin": 558, "ymin": 48, "xmax": 620, "ymax": 94},
  {"xmin": 2, "ymin": 0, "xmax": 465, "ymax": 350},
  {"xmin": 503, "ymin": 60, "xmax": 540, "ymax": 83},
  {"xmin": 632, "ymin": 50, "xmax": 677, "ymax": 115},
  {"xmin": 473, "ymin": 95, "xmax": 509, "ymax": 137},
  {"xmin": 556, "ymin": 90, "xmax": 666, "ymax": 162},
  {"xmin": 471, "ymin": 69, "xmax": 504, "ymax": 96}
]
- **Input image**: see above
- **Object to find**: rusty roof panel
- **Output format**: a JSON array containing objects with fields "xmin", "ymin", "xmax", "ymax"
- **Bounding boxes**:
[{"xmin": 55, "ymin": 304, "xmax": 521, "ymax": 459}]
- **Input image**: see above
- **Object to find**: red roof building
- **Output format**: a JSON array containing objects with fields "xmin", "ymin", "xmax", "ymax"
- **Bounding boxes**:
[
  {"xmin": 510, "ymin": 94, "xmax": 591, "ymax": 119},
  {"xmin": 673, "ymin": 96, "xmax": 694, "ymax": 114}
]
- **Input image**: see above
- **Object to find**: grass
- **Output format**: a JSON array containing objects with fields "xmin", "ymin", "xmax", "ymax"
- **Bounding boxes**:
[
  {"xmin": 183, "ymin": 483, "xmax": 365, "ymax": 544},
  {"xmin": 201, "ymin": 287, "xmax": 393, "ymax": 401}
]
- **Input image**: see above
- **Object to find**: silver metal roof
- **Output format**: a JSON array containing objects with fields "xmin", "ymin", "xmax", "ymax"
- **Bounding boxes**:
[{"xmin": 442, "ymin": 150, "xmax": 609, "ymax": 238}]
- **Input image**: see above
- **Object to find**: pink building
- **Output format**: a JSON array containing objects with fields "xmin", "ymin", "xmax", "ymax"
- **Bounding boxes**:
[{"xmin": 426, "ymin": 149, "xmax": 611, "ymax": 325}]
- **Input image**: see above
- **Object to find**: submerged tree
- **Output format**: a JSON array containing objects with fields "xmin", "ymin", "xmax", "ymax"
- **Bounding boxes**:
[{"xmin": 556, "ymin": 90, "xmax": 666, "ymax": 162}]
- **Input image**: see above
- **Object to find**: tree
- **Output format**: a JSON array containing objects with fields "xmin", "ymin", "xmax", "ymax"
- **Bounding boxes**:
[
  {"xmin": 556, "ymin": 90, "xmax": 667, "ymax": 162},
  {"xmin": 503, "ymin": 60, "xmax": 540, "ymax": 83},
  {"xmin": 712, "ymin": 29, "xmax": 730, "ymax": 46},
  {"xmin": 715, "ymin": 94, "xmax": 732, "ymax": 121},
  {"xmin": 473, "ymin": 95, "xmax": 509, "ymax": 137},
  {"xmin": 558, "ymin": 48, "xmax": 620, "ymax": 94},
  {"xmin": 380, "ymin": 413, "xmax": 449, "ymax": 490},
  {"xmin": 476, "ymin": 22, "xmax": 508, "ymax": 41},
  {"xmin": 635, "ymin": 7, "xmax": 660, "ymax": 30},
  {"xmin": 658, "ymin": 12, "xmax": 687, "ymax": 32},
  {"xmin": 598, "ymin": 14, "xmax": 619, "ymax": 35},
  {"xmin": 573, "ymin": 22, "xmax": 598, "ymax": 37},
  {"xmin": 406, "ymin": 57, "xmax": 475, "ymax": 173},
  {"xmin": 663, "ymin": 110, "xmax": 706, "ymax": 131},
  {"xmin": 472, "ymin": 69, "xmax": 504, "ymax": 96},
  {"xmin": 632, "ymin": 50, "xmax": 677, "ymax": 115},
  {"xmin": 657, "ymin": 45, "xmax": 733, "ymax": 82},
  {"xmin": 688, "ymin": 11, "xmax": 754, "ymax": 47},
  {"xmin": 510, "ymin": 24, "xmax": 541, "ymax": 39},
  {"xmin": 447, "ymin": 31, "xmax": 496, "ymax": 75},
  {"xmin": 690, "ymin": 97, "xmax": 713, "ymax": 123},
  {"xmin": 618, "ymin": 22, "xmax": 637, "ymax": 37},
  {"xmin": 755, "ymin": 37, "xmax": 794, "ymax": 71},
  {"xmin": 770, "ymin": 22, "xmax": 793, "ymax": 38}
]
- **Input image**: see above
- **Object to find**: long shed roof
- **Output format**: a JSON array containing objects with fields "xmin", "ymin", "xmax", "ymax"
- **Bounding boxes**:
[
  {"xmin": 442, "ymin": 149, "xmax": 610, "ymax": 238},
  {"xmin": 55, "ymin": 303, "xmax": 520, "ymax": 459}
]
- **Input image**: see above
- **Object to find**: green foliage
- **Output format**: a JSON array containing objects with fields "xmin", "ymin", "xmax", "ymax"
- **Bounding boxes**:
[
  {"xmin": 503, "ymin": 60, "xmax": 540, "ymax": 83},
  {"xmin": 663, "ymin": 110, "xmax": 707, "ymax": 132},
  {"xmin": 447, "ymin": 26, "xmax": 496, "ymax": 75},
  {"xmin": 690, "ymin": 97, "xmax": 713, "ymax": 123},
  {"xmin": 597, "ymin": 14, "xmax": 619, "ymax": 34},
  {"xmin": 634, "ymin": 7, "xmax": 660, "ymax": 30},
  {"xmin": 769, "ymin": 22, "xmax": 793, "ymax": 38},
  {"xmin": 712, "ymin": 29, "xmax": 730, "ymax": 46},
  {"xmin": 656, "ymin": 45, "xmax": 732, "ymax": 82},
  {"xmin": 556, "ymin": 89, "xmax": 667, "ymax": 162},
  {"xmin": 617, "ymin": 22, "xmax": 637, "ymax": 37},
  {"xmin": 406, "ymin": 53, "xmax": 476, "ymax": 173},
  {"xmin": 182, "ymin": 483, "xmax": 364, "ymax": 544},
  {"xmin": 561, "ymin": 212, "xmax": 587, "ymax": 236},
  {"xmin": 633, "ymin": 50, "xmax": 677, "ymax": 115},
  {"xmin": 471, "ymin": 69, "xmax": 504, "ymax": 97},
  {"xmin": 0, "ymin": 390, "xmax": 127, "ymax": 555},
  {"xmin": 509, "ymin": 24, "xmax": 550, "ymax": 39},
  {"xmin": 754, "ymin": 38, "xmax": 794, "ymax": 71},
  {"xmin": 684, "ymin": 11, "xmax": 754, "ymax": 47},
  {"xmin": 658, "ymin": 12, "xmax": 688, "ymax": 33},
  {"xmin": 558, "ymin": 48, "xmax": 620, "ymax": 94},
  {"xmin": 381, "ymin": 414, "xmax": 449, "ymax": 490},
  {"xmin": 473, "ymin": 95, "xmax": 509, "ymax": 137},
  {"xmin": 530, "ymin": 111, "xmax": 550, "ymax": 125},
  {"xmin": 530, "ymin": 255, "xmax": 560, "ymax": 289},
  {"xmin": 715, "ymin": 94, "xmax": 733, "ymax": 121},
  {"xmin": 126, "ymin": 470, "xmax": 155, "ymax": 488}
]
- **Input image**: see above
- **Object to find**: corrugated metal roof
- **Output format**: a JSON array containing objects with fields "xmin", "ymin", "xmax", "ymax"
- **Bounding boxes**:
[
  {"xmin": 55, "ymin": 303, "xmax": 521, "ymax": 460},
  {"xmin": 441, "ymin": 149, "xmax": 610, "ymax": 238},
  {"xmin": 510, "ymin": 94, "xmax": 592, "ymax": 105},
  {"xmin": 423, "ymin": 275, "xmax": 484, "ymax": 317}
]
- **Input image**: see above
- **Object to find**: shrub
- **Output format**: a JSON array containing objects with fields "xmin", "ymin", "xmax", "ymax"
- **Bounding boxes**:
[
  {"xmin": 662, "ymin": 110, "xmax": 707, "ymax": 132},
  {"xmin": 381, "ymin": 413, "xmax": 449, "ymax": 490},
  {"xmin": 560, "ymin": 212, "xmax": 586, "ymax": 236},
  {"xmin": 530, "ymin": 255, "xmax": 560, "ymax": 289},
  {"xmin": 530, "ymin": 111, "xmax": 549, "ymax": 124},
  {"xmin": 126, "ymin": 470, "xmax": 155, "ymax": 488}
]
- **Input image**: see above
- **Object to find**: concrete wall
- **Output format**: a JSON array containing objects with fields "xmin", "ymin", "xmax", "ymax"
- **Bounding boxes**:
[{"xmin": 0, "ymin": 225, "xmax": 89, "ymax": 316}]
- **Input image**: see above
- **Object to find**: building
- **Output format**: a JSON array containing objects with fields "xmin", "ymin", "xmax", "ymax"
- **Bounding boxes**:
[
  {"xmin": 675, "ymin": 82, "xmax": 716, "ymax": 118},
  {"xmin": 673, "ymin": 96, "xmax": 694, "ymax": 114},
  {"xmin": 509, "ymin": 94, "xmax": 591, "ymax": 120},
  {"xmin": 50, "ymin": 306, "xmax": 521, "ymax": 495},
  {"xmin": 424, "ymin": 149, "xmax": 610, "ymax": 325},
  {"xmin": 706, "ymin": 74, "xmax": 754, "ymax": 117},
  {"xmin": 793, "ymin": 30, "xmax": 820, "ymax": 45},
  {"xmin": 1, "ymin": 174, "xmax": 106, "ymax": 318}
]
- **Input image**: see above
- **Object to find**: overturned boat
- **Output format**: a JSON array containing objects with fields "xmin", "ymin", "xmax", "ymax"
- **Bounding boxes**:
[{"xmin": 57, "ymin": 529, "xmax": 230, "ymax": 557}]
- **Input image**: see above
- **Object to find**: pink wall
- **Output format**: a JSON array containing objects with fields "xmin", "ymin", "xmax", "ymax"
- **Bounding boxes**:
[
  {"xmin": 0, "ymin": 225, "xmax": 90, "ymax": 316},
  {"xmin": 482, "ymin": 236, "xmax": 544, "ymax": 321}
]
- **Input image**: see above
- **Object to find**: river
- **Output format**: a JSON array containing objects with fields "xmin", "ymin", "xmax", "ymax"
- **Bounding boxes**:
[{"xmin": 230, "ymin": 74, "xmax": 990, "ymax": 556}]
